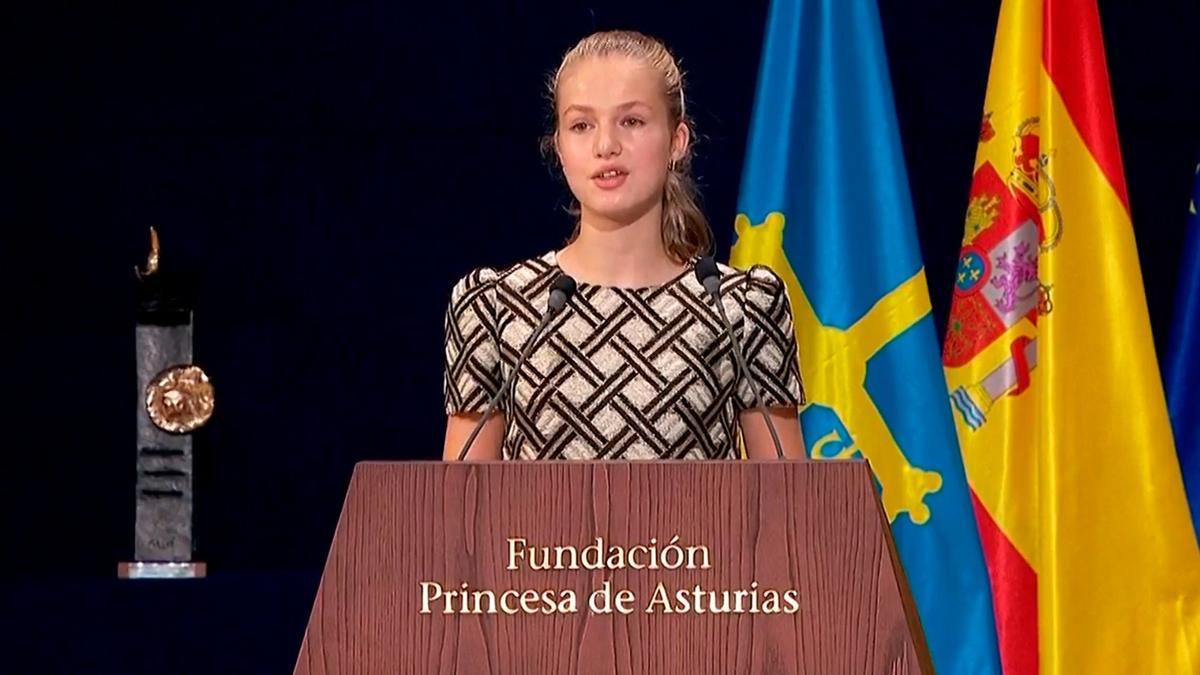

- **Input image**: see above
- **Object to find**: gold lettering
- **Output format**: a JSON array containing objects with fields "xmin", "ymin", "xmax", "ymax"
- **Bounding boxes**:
[
  {"xmin": 507, "ymin": 538, "xmax": 527, "ymax": 570},
  {"xmin": 519, "ymin": 589, "xmax": 541, "ymax": 613},
  {"xmin": 581, "ymin": 538, "xmax": 603, "ymax": 569},
  {"xmin": 614, "ymin": 589, "xmax": 635, "ymax": 614},
  {"xmin": 500, "ymin": 590, "xmax": 521, "ymax": 614},
  {"xmin": 783, "ymin": 590, "xmax": 800, "ymax": 614},
  {"xmin": 628, "ymin": 545, "xmax": 648, "ymax": 569},
  {"xmin": 419, "ymin": 581, "xmax": 442, "ymax": 614},
  {"xmin": 644, "ymin": 582, "xmax": 673, "ymax": 614},
  {"xmin": 761, "ymin": 589, "xmax": 781, "ymax": 614},
  {"xmin": 553, "ymin": 545, "xmax": 578, "ymax": 570}
]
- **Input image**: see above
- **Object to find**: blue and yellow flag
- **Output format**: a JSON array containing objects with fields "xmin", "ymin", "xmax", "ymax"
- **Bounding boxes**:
[
  {"xmin": 1166, "ymin": 160, "xmax": 1200, "ymax": 541},
  {"xmin": 729, "ymin": 0, "xmax": 1001, "ymax": 671}
]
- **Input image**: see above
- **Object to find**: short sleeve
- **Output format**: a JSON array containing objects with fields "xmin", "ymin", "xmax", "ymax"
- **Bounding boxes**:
[
  {"xmin": 734, "ymin": 265, "xmax": 805, "ymax": 411},
  {"xmin": 443, "ymin": 267, "xmax": 502, "ymax": 415}
]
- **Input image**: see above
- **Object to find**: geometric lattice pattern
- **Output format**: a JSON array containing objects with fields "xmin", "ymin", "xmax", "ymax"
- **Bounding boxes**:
[{"xmin": 444, "ymin": 251, "xmax": 803, "ymax": 460}]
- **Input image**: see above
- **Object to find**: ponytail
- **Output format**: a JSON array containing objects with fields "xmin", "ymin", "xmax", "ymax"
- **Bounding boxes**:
[{"xmin": 661, "ymin": 163, "xmax": 711, "ymax": 262}]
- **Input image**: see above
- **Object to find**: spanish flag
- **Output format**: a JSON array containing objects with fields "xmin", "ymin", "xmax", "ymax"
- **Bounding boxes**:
[{"xmin": 942, "ymin": 1, "xmax": 1200, "ymax": 673}]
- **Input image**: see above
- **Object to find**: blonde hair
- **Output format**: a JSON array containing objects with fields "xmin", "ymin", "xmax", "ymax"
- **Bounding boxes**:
[{"xmin": 541, "ymin": 30, "xmax": 712, "ymax": 263}]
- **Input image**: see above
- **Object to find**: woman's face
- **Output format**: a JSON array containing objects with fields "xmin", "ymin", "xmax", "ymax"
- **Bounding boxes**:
[{"xmin": 555, "ymin": 55, "xmax": 687, "ymax": 227}]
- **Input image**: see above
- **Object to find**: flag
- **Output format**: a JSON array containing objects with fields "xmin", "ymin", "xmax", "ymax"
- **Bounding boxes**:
[
  {"xmin": 941, "ymin": 1, "xmax": 1200, "ymax": 672},
  {"xmin": 729, "ymin": 0, "xmax": 1002, "ymax": 672},
  {"xmin": 1166, "ymin": 160, "xmax": 1200, "ymax": 542}
]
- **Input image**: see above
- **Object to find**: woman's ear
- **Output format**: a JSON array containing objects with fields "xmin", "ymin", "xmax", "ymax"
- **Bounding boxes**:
[{"xmin": 671, "ymin": 121, "xmax": 691, "ymax": 163}]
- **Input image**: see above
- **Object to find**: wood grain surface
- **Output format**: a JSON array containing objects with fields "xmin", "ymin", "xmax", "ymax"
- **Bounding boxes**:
[{"xmin": 295, "ymin": 460, "xmax": 929, "ymax": 674}]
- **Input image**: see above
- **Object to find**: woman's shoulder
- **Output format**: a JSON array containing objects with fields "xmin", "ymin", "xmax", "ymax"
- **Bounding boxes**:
[
  {"xmin": 450, "ymin": 252, "xmax": 558, "ymax": 297},
  {"xmin": 714, "ymin": 261, "xmax": 786, "ymax": 293}
]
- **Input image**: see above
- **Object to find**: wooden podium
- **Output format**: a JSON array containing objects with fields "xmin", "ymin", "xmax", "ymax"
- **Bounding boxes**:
[{"xmin": 295, "ymin": 460, "xmax": 930, "ymax": 674}]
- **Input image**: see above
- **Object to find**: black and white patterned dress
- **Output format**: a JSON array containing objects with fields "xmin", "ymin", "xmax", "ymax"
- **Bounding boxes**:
[{"xmin": 443, "ymin": 251, "xmax": 804, "ymax": 460}]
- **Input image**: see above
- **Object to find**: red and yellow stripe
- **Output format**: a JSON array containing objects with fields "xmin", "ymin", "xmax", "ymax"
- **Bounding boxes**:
[{"xmin": 946, "ymin": 1, "xmax": 1200, "ymax": 672}]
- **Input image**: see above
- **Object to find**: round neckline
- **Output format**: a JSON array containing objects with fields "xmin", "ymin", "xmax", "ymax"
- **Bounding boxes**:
[{"xmin": 546, "ymin": 250, "xmax": 695, "ymax": 292}]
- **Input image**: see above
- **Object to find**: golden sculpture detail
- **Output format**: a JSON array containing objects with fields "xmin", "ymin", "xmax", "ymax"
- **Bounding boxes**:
[
  {"xmin": 145, "ymin": 365, "xmax": 214, "ymax": 434},
  {"xmin": 137, "ymin": 227, "xmax": 160, "ymax": 278}
]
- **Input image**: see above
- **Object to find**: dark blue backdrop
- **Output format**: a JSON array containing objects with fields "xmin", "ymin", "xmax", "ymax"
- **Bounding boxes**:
[{"xmin": 7, "ymin": 1, "xmax": 1198, "ymax": 672}]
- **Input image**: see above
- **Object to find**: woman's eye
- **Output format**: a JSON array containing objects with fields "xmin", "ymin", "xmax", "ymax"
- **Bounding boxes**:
[
  {"xmin": 622, "ymin": 117, "xmax": 645, "ymax": 128},
  {"xmin": 569, "ymin": 121, "xmax": 590, "ymax": 132}
]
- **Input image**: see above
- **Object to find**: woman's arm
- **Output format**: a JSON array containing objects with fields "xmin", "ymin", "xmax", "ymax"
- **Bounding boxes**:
[
  {"xmin": 740, "ymin": 407, "xmax": 806, "ymax": 459},
  {"xmin": 443, "ymin": 412, "xmax": 506, "ymax": 460}
]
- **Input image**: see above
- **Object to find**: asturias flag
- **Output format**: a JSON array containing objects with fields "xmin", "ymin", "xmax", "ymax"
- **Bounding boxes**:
[{"xmin": 729, "ymin": 0, "xmax": 1002, "ymax": 672}]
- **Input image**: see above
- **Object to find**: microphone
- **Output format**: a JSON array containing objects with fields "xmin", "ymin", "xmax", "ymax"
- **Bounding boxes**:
[
  {"xmin": 455, "ymin": 274, "xmax": 577, "ymax": 461},
  {"xmin": 694, "ymin": 257, "xmax": 786, "ymax": 460}
]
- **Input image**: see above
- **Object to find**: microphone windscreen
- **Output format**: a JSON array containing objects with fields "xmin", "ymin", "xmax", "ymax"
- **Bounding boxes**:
[
  {"xmin": 551, "ymin": 274, "xmax": 578, "ymax": 300},
  {"xmin": 548, "ymin": 274, "xmax": 578, "ymax": 313},
  {"xmin": 694, "ymin": 256, "xmax": 721, "ymax": 296}
]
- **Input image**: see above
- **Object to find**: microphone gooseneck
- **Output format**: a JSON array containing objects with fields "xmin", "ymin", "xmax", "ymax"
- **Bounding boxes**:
[
  {"xmin": 694, "ymin": 257, "xmax": 786, "ymax": 460},
  {"xmin": 455, "ymin": 274, "xmax": 577, "ymax": 461}
]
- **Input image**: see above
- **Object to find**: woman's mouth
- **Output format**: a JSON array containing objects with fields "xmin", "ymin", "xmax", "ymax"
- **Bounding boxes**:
[{"xmin": 592, "ymin": 168, "xmax": 628, "ymax": 190}]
